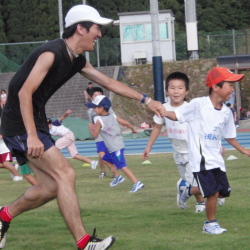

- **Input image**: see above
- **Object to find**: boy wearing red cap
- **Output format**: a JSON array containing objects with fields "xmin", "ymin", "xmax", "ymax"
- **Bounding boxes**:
[{"xmin": 164, "ymin": 67, "xmax": 250, "ymax": 234}]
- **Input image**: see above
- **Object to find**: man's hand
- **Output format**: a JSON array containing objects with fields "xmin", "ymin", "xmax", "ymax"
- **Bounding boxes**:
[
  {"xmin": 147, "ymin": 100, "xmax": 165, "ymax": 117},
  {"xmin": 27, "ymin": 134, "xmax": 44, "ymax": 159}
]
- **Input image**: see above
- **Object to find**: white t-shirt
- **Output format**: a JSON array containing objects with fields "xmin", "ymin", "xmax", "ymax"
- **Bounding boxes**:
[
  {"xmin": 49, "ymin": 119, "xmax": 69, "ymax": 137},
  {"xmin": 154, "ymin": 101, "xmax": 188, "ymax": 154},
  {"xmin": 175, "ymin": 96, "xmax": 236, "ymax": 172}
]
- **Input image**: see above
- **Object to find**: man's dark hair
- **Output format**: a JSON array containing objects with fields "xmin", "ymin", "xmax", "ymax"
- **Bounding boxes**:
[
  {"xmin": 62, "ymin": 21, "xmax": 95, "ymax": 39},
  {"xmin": 209, "ymin": 81, "xmax": 224, "ymax": 95},
  {"xmin": 88, "ymin": 82, "xmax": 93, "ymax": 85},
  {"xmin": 89, "ymin": 87, "xmax": 104, "ymax": 97},
  {"xmin": 226, "ymin": 103, "xmax": 231, "ymax": 107},
  {"xmin": 165, "ymin": 72, "xmax": 190, "ymax": 91}
]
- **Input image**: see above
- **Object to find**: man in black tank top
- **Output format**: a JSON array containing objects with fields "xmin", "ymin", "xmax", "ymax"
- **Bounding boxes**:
[{"xmin": 0, "ymin": 4, "xmax": 165, "ymax": 250}]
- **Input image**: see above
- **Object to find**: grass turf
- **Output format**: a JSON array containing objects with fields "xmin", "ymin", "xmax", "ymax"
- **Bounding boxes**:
[{"xmin": 0, "ymin": 150, "xmax": 250, "ymax": 249}]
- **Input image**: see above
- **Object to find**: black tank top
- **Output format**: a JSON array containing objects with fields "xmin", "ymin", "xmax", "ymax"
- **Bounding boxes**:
[{"xmin": 1, "ymin": 39, "xmax": 86, "ymax": 136}]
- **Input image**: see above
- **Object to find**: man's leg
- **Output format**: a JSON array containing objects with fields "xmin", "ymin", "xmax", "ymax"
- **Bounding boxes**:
[{"xmin": 7, "ymin": 146, "xmax": 86, "ymax": 241}]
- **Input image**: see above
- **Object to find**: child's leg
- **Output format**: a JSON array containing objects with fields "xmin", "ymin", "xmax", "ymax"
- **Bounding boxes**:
[
  {"xmin": 98, "ymin": 151, "xmax": 106, "ymax": 173},
  {"xmin": 183, "ymin": 161, "xmax": 205, "ymax": 204},
  {"xmin": 73, "ymin": 154, "xmax": 92, "ymax": 164},
  {"xmin": 0, "ymin": 162, "xmax": 20, "ymax": 176},
  {"xmin": 102, "ymin": 160, "xmax": 119, "ymax": 178},
  {"xmin": 23, "ymin": 174, "xmax": 38, "ymax": 186},
  {"xmin": 121, "ymin": 166, "xmax": 138, "ymax": 184},
  {"xmin": 205, "ymin": 192, "xmax": 219, "ymax": 221}
]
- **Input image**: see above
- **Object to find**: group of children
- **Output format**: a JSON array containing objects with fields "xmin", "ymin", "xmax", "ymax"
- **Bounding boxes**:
[
  {"xmin": 85, "ymin": 67, "xmax": 250, "ymax": 235},
  {"xmin": 1, "ymin": 67, "xmax": 249, "ymax": 235}
]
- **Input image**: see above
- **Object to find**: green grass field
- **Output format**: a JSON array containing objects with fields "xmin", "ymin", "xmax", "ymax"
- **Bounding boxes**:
[{"xmin": 0, "ymin": 150, "xmax": 250, "ymax": 250}]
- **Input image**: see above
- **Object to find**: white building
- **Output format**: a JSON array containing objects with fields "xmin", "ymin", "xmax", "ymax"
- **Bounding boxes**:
[{"xmin": 115, "ymin": 10, "xmax": 176, "ymax": 66}]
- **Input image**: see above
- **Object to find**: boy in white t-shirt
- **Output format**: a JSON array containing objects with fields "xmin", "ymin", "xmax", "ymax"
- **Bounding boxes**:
[
  {"xmin": 142, "ymin": 72, "xmax": 205, "ymax": 213},
  {"xmin": 164, "ymin": 67, "xmax": 250, "ymax": 234}
]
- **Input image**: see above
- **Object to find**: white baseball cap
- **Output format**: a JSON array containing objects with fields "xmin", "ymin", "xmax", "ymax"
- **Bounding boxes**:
[
  {"xmin": 85, "ymin": 95, "xmax": 111, "ymax": 111},
  {"xmin": 65, "ymin": 5, "xmax": 113, "ymax": 28}
]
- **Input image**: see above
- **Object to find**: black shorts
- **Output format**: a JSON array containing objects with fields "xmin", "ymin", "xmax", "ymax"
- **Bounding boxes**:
[
  {"xmin": 194, "ymin": 168, "xmax": 231, "ymax": 198},
  {"xmin": 3, "ymin": 131, "xmax": 55, "ymax": 166}
]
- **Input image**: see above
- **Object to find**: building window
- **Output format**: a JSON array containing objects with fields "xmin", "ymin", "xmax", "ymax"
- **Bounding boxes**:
[{"xmin": 122, "ymin": 23, "xmax": 168, "ymax": 42}]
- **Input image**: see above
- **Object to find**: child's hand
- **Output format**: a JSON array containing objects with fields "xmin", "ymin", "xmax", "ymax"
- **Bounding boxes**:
[
  {"xmin": 142, "ymin": 148, "xmax": 150, "ymax": 161},
  {"xmin": 132, "ymin": 128, "xmax": 137, "ymax": 134},
  {"xmin": 221, "ymin": 146, "xmax": 226, "ymax": 157},
  {"xmin": 88, "ymin": 123, "xmax": 95, "ymax": 130},
  {"xmin": 66, "ymin": 110, "xmax": 73, "ymax": 115},
  {"xmin": 242, "ymin": 149, "xmax": 250, "ymax": 157}
]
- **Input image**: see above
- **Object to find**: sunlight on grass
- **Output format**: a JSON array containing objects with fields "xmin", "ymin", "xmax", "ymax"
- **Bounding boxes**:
[{"xmin": 0, "ymin": 151, "xmax": 249, "ymax": 249}]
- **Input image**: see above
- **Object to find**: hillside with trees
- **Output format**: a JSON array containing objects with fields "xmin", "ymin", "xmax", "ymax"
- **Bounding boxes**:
[
  {"xmin": 0, "ymin": 0, "xmax": 249, "ymax": 42},
  {"xmin": 0, "ymin": 0, "xmax": 249, "ymax": 67}
]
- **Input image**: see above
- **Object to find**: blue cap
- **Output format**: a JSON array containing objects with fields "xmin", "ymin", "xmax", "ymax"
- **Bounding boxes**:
[{"xmin": 85, "ymin": 95, "xmax": 111, "ymax": 111}]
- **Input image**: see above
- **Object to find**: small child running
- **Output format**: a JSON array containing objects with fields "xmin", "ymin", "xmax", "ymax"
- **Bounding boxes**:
[
  {"xmin": 88, "ymin": 87, "xmax": 137, "ymax": 178},
  {"xmin": 142, "ymin": 72, "xmax": 205, "ymax": 212},
  {"xmin": 164, "ymin": 67, "xmax": 250, "ymax": 234},
  {"xmin": 48, "ymin": 110, "xmax": 98, "ymax": 169},
  {"xmin": 87, "ymin": 95, "xmax": 144, "ymax": 193}
]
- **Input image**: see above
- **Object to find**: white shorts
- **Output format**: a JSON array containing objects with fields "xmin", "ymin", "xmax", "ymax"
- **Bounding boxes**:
[{"xmin": 173, "ymin": 152, "xmax": 197, "ymax": 186}]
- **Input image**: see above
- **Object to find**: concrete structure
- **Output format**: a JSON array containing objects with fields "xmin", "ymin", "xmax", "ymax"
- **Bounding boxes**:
[{"xmin": 116, "ymin": 10, "xmax": 176, "ymax": 66}]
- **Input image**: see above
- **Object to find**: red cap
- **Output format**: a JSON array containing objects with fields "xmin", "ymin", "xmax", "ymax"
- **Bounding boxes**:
[{"xmin": 206, "ymin": 67, "xmax": 244, "ymax": 88}]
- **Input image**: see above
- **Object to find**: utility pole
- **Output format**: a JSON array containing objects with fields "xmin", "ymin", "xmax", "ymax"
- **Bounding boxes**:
[
  {"xmin": 58, "ymin": 0, "xmax": 63, "ymax": 38},
  {"xmin": 150, "ymin": 0, "xmax": 164, "ymax": 103},
  {"xmin": 185, "ymin": 0, "xmax": 199, "ymax": 60},
  {"xmin": 82, "ymin": 0, "xmax": 90, "ymax": 62}
]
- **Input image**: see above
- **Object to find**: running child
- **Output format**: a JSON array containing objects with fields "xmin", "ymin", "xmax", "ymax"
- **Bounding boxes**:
[
  {"xmin": 87, "ymin": 95, "xmax": 144, "ymax": 193},
  {"xmin": 164, "ymin": 67, "xmax": 250, "ymax": 234},
  {"xmin": 142, "ymin": 72, "xmax": 205, "ymax": 213},
  {"xmin": 88, "ymin": 87, "xmax": 137, "ymax": 178},
  {"xmin": 48, "ymin": 110, "xmax": 98, "ymax": 169}
]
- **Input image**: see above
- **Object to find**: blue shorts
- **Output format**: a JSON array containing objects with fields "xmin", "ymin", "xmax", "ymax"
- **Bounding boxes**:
[
  {"xmin": 96, "ymin": 141, "xmax": 108, "ymax": 153},
  {"xmin": 194, "ymin": 168, "xmax": 230, "ymax": 198},
  {"xmin": 102, "ymin": 148, "xmax": 127, "ymax": 170},
  {"xmin": 3, "ymin": 131, "xmax": 55, "ymax": 166}
]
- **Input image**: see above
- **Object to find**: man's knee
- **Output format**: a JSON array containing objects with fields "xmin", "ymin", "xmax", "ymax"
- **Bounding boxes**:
[{"xmin": 56, "ymin": 163, "xmax": 76, "ymax": 182}]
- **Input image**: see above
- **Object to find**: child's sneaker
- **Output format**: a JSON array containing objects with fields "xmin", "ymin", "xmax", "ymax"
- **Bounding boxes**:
[
  {"xmin": 195, "ymin": 202, "xmax": 206, "ymax": 213},
  {"xmin": 177, "ymin": 178, "xmax": 191, "ymax": 209},
  {"xmin": 110, "ymin": 175, "xmax": 125, "ymax": 187},
  {"xmin": 12, "ymin": 176, "xmax": 23, "ymax": 181},
  {"xmin": 130, "ymin": 181, "xmax": 144, "ymax": 193},
  {"xmin": 0, "ymin": 207, "xmax": 10, "ymax": 249},
  {"xmin": 79, "ymin": 228, "xmax": 115, "ymax": 250},
  {"xmin": 217, "ymin": 198, "xmax": 225, "ymax": 206},
  {"xmin": 10, "ymin": 164, "xmax": 20, "ymax": 179},
  {"xmin": 90, "ymin": 161, "xmax": 98, "ymax": 170},
  {"xmin": 202, "ymin": 221, "xmax": 227, "ymax": 234},
  {"xmin": 99, "ymin": 172, "xmax": 106, "ymax": 178}
]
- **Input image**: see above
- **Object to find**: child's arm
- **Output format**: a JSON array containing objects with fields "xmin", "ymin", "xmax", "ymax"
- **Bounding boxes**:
[
  {"xmin": 59, "ymin": 110, "xmax": 72, "ymax": 122},
  {"xmin": 225, "ymin": 138, "xmax": 250, "ymax": 157},
  {"xmin": 164, "ymin": 110, "xmax": 178, "ymax": 121},
  {"xmin": 142, "ymin": 124, "xmax": 162, "ymax": 161},
  {"xmin": 88, "ymin": 120, "xmax": 102, "ymax": 139},
  {"xmin": 116, "ymin": 116, "xmax": 137, "ymax": 133}
]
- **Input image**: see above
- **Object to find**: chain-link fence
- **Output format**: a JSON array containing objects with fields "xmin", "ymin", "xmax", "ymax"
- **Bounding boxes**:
[{"xmin": 0, "ymin": 28, "xmax": 249, "ymax": 72}]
